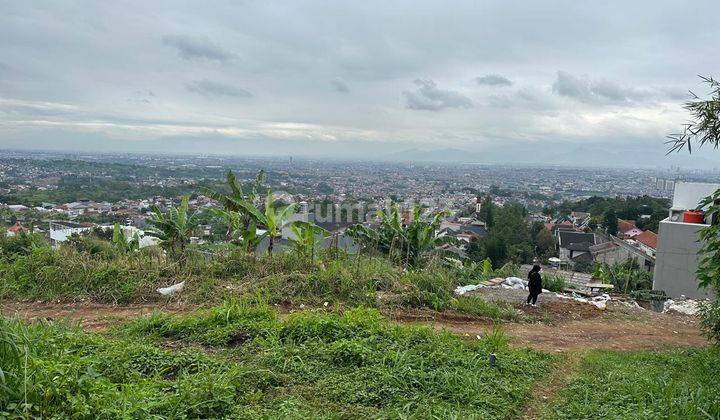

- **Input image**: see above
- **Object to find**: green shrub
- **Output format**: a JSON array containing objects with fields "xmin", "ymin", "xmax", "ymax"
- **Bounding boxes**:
[
  {"xmin": 698, "ymin": 298, "xmax": 720, "ymax": 345},
  {"xmin": 542, "ymin": 274, "xmax": 569, "ymax": 293},
  {"xmin": 123, "ymin": 299, "xmax": 278, "ymax": 346}
]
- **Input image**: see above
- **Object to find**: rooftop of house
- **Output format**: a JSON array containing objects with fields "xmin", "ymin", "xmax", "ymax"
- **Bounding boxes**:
[
  {"xmin": 558, "ymin": 231, "xmax": 597, "ymax": 248},
  {"xmin": 634, "ymin": 230, "xmax": 658, "ymax": 250},
  {"xmin": 618, "ymin": 219, "xmax": 636, "ymax": 233}
]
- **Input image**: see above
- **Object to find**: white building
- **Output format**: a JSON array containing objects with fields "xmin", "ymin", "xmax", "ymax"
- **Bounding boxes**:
[{"xmin": 653, "ymin": 182, "xmax": 718, "ymax": 299}]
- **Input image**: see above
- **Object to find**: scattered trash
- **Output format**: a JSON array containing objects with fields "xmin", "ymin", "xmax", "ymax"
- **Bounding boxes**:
[
  {"xmin": 555, "ymin": 292, "xmax": 610, "ymax": 310},
  {"xmin": 454, "ymin": 284, "xmax": 484, "ymax": 295},
  {"xmin": 157, "ymin": 281, "xmax": 185, "ymax": 296},
  {"xmin": 663, "ymin": 298, "xmax": 701, "ymax": 315}
]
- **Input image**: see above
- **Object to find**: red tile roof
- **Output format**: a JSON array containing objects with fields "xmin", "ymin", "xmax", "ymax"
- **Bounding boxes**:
[
  {"xmin": 635, "ymin": 230, "xmax": 658, "ymax": 250},
  {"xmin": 618, "ymin": 219, "xmax": 636, "ymax": 234}
]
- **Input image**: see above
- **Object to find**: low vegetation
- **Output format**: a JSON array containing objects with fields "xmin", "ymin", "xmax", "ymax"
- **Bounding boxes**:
[
  {"xmin": 0, "ymin": 231, "xmax": 521, "ymax": 321},
  {"xmin": 593, "ymin": 260, "xmax": 653, "ymax": 293},
  {"xmin": 551, "ymin": 348, "xmax": 720, "ymax": 419},
  {"xmin": 1, "ymin": 304, "xmax": 554, "ymax": 418},
  {"xmin": 541, "ymin": 274, "xmax": 570, "ymax": 293}
]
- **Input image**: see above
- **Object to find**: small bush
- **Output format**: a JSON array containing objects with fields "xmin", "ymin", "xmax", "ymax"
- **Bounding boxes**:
[
  {"xmin": 542, "ymin": 274, "xmax": 569, "ymax": 293},
  {"xmin": 124, "ymin": 299, "xmax": 278, "ymax": 346},
  {"xmin": 698, "ymin": 298, "xmax": 720, "ymax": 345}
]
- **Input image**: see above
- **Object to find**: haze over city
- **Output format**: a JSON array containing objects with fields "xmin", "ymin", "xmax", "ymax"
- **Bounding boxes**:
[{"xmin": 2, "ymin": 1, "xmax": 720, "ymax": 167}]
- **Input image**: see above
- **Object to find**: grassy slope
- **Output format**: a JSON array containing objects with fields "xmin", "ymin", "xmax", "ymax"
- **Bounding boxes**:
[
  {"xmin": 0, "ymin": 243, "xmax": 522, "ymax": 321},
  {"xmin": 1, "ymin": 303, "xmax": 553, "ymax": 419},
  {"xmin": 550, "ymin": 348, "xmax": 720, "ymax": 419}
]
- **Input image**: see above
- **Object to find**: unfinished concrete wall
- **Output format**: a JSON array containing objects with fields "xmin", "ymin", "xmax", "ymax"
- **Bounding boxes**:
[{"xmin": 653, "ymin": 219, "xmax": 714, "ymax": 299}]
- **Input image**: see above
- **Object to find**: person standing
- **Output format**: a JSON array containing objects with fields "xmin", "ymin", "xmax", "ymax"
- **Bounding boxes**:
[{"xmin": 526, "ymin": 264, "xmax": 542, "ymax": 306}]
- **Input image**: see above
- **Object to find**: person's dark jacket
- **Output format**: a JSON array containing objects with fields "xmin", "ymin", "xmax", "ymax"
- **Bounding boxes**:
[{"xmin": 528, "ymin": 270, "xmax": 542, "ymax": 295}]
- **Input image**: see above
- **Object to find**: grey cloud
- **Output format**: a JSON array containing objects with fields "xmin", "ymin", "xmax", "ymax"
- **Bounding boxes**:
[
  {"xmin": 134, "ymin": 90, "xmax": 155, "ymax": 97},
  {"xmin": 186, "ymin": 79, "xmax": 253, "ymax": 98},
  {"xmin": 403, "ymin": 79, "xmax": 472, "ymax": 111},
  {"xmin": 552, "ymin": 71, "xmax": 651, "ymax": 103},
  {"xmin": 476, "ymin": 74, "xmax": 513, "ymax": 86},
  {"xmin": 162, "ymin": 35, "xmax": 233, "ymax": 62},
  {"xmin": 331, "ymin": 78, "xmax": 349, "ymax": 93}
]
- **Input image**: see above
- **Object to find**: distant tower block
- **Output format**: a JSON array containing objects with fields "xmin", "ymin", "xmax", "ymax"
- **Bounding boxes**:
[
  {"xmin": 299, "ymin": 200, "xmax": 309, "ymax": 214},
  {"xmin": 475, "ymin": 196, "xmax": 482, "ymax": 213}
]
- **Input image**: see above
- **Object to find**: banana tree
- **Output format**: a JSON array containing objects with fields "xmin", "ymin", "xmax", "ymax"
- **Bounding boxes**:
[
  {"xmin": 289, "ymin": 221, "xmax": 329, "ymax": 261},
  {"xmin": 404, "ymin": 206, "xmax": 456, "ymax": 267},
  {"xmin": 348, "ymin": 204, "xmax": 456, "ymax": 268},
  {"xmin": 112, "ymin": 223, "xmax": 140, "ymax": 253},
  {"xmin": 234, "ymin": 188, "xmax": 299, "ymax": 256},
  {"xmin": 146, "ymin": 196, "xmax": 198, "ymax": 264},
  {"xmin": 202, "ymin": 170, "xmax": 264, "ymax": 241}
]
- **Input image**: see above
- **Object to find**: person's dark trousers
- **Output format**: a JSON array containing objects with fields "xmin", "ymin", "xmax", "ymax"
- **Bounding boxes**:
[{"xmin": 527, "ymin": 293, "xmax": 538, "ymax": 304}]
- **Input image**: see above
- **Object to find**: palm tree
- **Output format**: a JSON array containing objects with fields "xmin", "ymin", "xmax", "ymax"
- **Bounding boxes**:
[{"xmin": 146, "ymin": 196, "xmax": 198, "ymax": 264}]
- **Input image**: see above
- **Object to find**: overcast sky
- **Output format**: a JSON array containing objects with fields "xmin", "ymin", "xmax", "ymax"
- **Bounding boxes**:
[{"xmin": 1, "ymin": 1, "xmax": 719, "ymax": 167}]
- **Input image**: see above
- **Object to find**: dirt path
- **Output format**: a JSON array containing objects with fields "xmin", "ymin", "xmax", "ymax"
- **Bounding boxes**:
[
  {"xmin": 0, "ymin": 301, "xmax": 191, "ymax": 332},
  {"xmin": 2, "ymin": 301, "xmax": 707, "ymax": 351},
  {"xmin": 520, "ymin": 352, "xmax": 585, "ymax": 419},
  {"xmin": 386, "ymin": 308, "xmax": 706, "ymax": 351}
]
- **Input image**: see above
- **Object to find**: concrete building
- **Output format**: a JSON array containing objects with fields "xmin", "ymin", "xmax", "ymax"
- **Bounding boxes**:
[
  {"xmin": 591, "ymin": 235, "xmax": 656, "ymax": 271},
  {"xmin": 557, "ymin": 231, "xmax": 598, "ymax": 263},
  {"xmin": 653, "ymin": 182, "xmax": 718, "ymax": 299}
]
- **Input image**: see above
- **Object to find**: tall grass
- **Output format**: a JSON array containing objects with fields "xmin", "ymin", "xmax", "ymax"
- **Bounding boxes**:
[{"xmin": 0, "ymin": 234, "xmax": 523, "ymax": 321}]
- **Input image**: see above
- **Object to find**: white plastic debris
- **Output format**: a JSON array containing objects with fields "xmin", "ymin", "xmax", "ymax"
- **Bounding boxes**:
[
  {"xmin": 503, "ymin": 277, "xmax": 526, "ymax": 290},
  {"xmin": 663, "ymin": 298, "xmax": 701, "ymax": 315},
  {"xmin": 454, "ymin": 284, "xmax": 484, "ymax": 295},
  {"xmin": 157, "ymin": 281, "xmax": 185, "ymax": 296},
  {"xmin": 554, "ymin": 292, "xmax": 609, "ymax": 310}
]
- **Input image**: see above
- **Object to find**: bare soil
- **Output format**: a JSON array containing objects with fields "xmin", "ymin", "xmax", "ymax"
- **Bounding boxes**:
[
  {"xmin": 0, "ymin": 301, "xmax": 191, "ymax": 332},
  {"xmin": 1, "ymin": 297, "xmax": 706, "ymax": 351},
  {"xmin": 389, "ymin": 306, "xmax": 705, "ymax": 351}
]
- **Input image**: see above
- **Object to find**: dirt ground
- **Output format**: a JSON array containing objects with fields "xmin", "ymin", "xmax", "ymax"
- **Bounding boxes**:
[
  {"xmin": 0, "ymin": 301, "xmax": 191, "ymax": 332},
  {"xmin": 384, "ymin": 287, "xmax": 707, "ymax": 351},
  {"xmin": 1, "ymin": 296, "xmax": 707, "ymax": 351}
]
